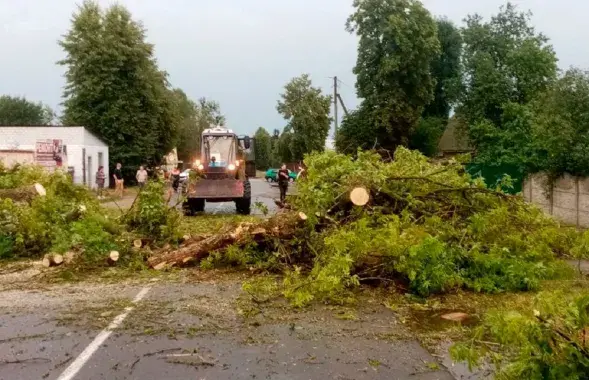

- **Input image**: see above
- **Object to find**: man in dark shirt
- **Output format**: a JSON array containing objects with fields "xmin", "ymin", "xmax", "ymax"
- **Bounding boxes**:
[
  {"xmin": 277, "ymin": 164, "xmax": 289, "ymax": 204},
  {"xmin": 113, "ymin": 163, "xmax": 124, "ymax": 197}
]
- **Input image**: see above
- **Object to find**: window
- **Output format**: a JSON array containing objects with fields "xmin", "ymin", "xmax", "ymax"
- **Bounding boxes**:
[{"xmin": 98, "ymin": 152, "xmax": 104, "ymax": 168}]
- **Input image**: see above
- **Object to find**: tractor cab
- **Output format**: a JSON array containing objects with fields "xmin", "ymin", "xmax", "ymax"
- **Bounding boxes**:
[{"xmin": 183, "ymin": 126, "xmax": 252, "ymax": 215}]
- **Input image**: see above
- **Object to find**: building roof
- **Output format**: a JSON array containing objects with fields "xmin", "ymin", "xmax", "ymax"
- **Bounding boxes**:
[
  {"xmin": 437, "ymin": 117, "xmax": 472, "ymax": 153},
  {"xmin": 0, "ymin": 125, "xmax": 108, "ymax": 147}
]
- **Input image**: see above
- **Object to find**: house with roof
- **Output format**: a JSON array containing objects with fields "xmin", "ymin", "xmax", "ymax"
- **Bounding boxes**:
[{"xmin": 0, "ymin": 126, "xmax": 109, "ymax": 188}]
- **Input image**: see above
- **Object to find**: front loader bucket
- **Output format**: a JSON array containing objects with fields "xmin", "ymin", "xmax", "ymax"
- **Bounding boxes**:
[{"xmin": 188, "ymin": 179, "xmax": 244, "ymax": 199}]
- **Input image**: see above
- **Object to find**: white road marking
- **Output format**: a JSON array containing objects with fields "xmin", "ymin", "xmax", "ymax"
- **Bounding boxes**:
[{"xmin": 56, "ymin": 287, "xmax": 151, "ymax": 380}]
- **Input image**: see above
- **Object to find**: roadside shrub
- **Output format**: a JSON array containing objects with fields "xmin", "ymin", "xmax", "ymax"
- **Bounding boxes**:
[
  {"xmin": 124, "ymin": 180, "xmax": 182, "ymax": 242},
  {"xmin": 451, "ymin": 291, "xmax": 589, "ymax": 379}
]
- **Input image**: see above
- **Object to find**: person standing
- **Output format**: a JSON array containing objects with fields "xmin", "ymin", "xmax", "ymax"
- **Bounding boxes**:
[
  {"xmin": 136, "ymin": 165, "xmax": 148, "ymax": 189},
  {"xmin": 171, "ymin": 166, "xmax": 181, "ymax": 193},
  {"xmin": 96, "ymin": 166, "xmax": 106, "ymax": 199},
  {"xmin": 113, "ymin": 163, "xmax": 124, "ymax": 198},
  {"xmin": 278, "ymin": 164, "xmax": 289, "ymax": 204}
]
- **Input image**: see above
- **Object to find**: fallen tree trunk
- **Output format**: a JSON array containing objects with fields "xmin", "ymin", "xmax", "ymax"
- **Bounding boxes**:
[
  {"xmin": 148, "ymin": 211, "xmax": 308, "ymax": 270},
  {"xmin": 0, "ymin": 183, "xmax": 46, "ymax": 203},
  {"xmin": 42, "ymin": 253, "xmax": 64, "ymax": 267}
]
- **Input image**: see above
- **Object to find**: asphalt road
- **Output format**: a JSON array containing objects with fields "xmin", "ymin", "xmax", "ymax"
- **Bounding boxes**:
[
  {"xmin": 0, "ymin": 179, "xmax": 459, "ymax": 380},
  {"xmin": 0, "ymin": 281, "xmax": 455, "ymax": 380},
  {"xmin": 104, "ymin": 178, "xmax": 285, "ymax": 216}
]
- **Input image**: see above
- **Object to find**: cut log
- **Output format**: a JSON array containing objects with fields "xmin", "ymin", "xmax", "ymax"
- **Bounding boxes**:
[
  {"xmin": 107, "ymin": 250, "xmax": 120, "ymax": 265},
  {"xmin": 349, "ymin": 187, "xmax": 370, "ymax": 206},
  {"xmin": 441, "ymin": 312, "xmax": 469, "ymax": 322},
  {"xmin": 133, "ymin": 239, "xmax": 143, "ymax": 249},
  {"xmin": 148, "ymin": 211, "xmax": 308, "ymax": 270},
  {"xmin": 42, "ymin": 253, "xmax": 64, "ymax": 267},
  {"xmin": 0, "ymin": 183, "xmax": 46, "ymax": 203}
]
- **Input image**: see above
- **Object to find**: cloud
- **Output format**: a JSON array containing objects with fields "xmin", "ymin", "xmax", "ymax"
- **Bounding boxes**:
[{"xmin": 1, "ymin": 0, "xmax": 588, "ymax": 136}]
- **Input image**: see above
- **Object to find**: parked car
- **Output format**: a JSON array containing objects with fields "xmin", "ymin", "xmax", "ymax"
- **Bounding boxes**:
[
  {"xmin": 265, "ymin": 168, "xmax": 297, "ymax": 182},
  {"xmin": 265, "ymin": 169, "xmax": 278, "ymax": 182}
]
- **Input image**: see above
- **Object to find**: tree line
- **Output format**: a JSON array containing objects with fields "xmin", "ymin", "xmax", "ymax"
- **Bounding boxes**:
[
  {"xmin": 2, "ymin": 0, "xmax": 587, "ymax": 182},
  {"xmin": 0, "ymin": 1, "xmax": 226, "ymax": 179},
  {"xmin": 336, "ymin": 0, "xmax": 589, "ymax": 182}
]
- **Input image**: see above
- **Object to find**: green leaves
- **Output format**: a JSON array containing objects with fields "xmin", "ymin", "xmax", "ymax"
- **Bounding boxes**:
[
  {"xmin": 276, "ymin": 74, "xmax": 331, "ymax": 162},
  {"xmin": 0, "ymin": 95, "xmax": 54, "ymax": 125},
  {"xmin": 344, "ymin": 0, "xmax": 441, "ymax": 152},
  {"xmin": 453, "ymin": 292, "xmax": 589, "ymax": 378},
  {"xmin": 59, "ymin": 0, "xmax": 180, "ymax": 172},
  {"xmin": 530, "ymin": 68, "xmax": 589, "ymax": 178},
  {"xmin": 253, "ymin": 127, "xmax": 272, "ymax": 170}
]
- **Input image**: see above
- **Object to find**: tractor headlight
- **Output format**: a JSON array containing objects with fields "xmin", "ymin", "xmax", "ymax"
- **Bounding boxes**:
[{"xmin": 228, "ymin": 164, "xmax": 236, "ymax": 171}]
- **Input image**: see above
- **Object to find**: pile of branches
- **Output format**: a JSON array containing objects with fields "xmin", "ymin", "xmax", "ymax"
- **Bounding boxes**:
[
  {"xmin": 451, "ymin": 291, "xmax": 589, "ymax": 378},
  {"xmin": 0, "ymin": 163, "xmax": 122, "ymax": 266},
  {"xmin": 147, "ymin": 147, "xmax": 581, "ymax": 305}
]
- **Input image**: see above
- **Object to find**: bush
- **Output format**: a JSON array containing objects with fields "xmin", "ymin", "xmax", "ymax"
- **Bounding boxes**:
[{"xmin": 124, "ymin": 180, "xmax": 181, "ymax": 243}]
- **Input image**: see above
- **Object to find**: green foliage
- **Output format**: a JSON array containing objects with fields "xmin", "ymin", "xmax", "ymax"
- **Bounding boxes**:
[
  {"xmin": 335, "ymin": 104, "xmax": 377, "ymax": 154},
  {"xmin": 530, "ymin": 68, "xmax": 589, "ymax": 178},
  {"xmin": 345, "ymin": 0, "xmax": 440, "ymax": 151},
  {"xmin": 124, "ymin": 180, "xmax": 181, "ymax": 242},
  {"xmin": 253, "ymin": 127, "xmax": 272, "ymax": 170},
  {"xmin": 459, "ymin": 3, "xmax": 557, "ymax": 173},
  {"xmin": 452, "ymin": 291, "xmax": 589, "ymax": 379},
  {"xmin": 276, "ymin": 74, "xmax": 331, "ymax": 161},
  {"xmin": 59, "ymin": 1, "xmax": 180, "ymax": 174},
  {"xmin": 423, "ymin": 18, "xmax": 462, "ymax": 119},
  {"xmin": 274, "ymin": 131, "xmax": 295, "ymax": 164},
  {"xmin": 280, "ymin": 147, "xmax": 580, "ymax": 306},
  {"xmin": 0, "ymin": 164, "xmax": 122, "ymax": 261},
  {"xmin": 175, "ymin": 93, "xmax": 224, "ymax": 163},
  {"xmin": 0, "ymin": 95, "xmax": 54, "ymax": 125},
  {"xmin": 409, "ymin": 117, "xmax": 447, "ymax": 157}
]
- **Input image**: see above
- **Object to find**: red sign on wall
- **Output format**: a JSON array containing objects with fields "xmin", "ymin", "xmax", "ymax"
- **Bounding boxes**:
[{"xmin": 35, "ymin": 139, "xmax": 66, "ymax": 169}]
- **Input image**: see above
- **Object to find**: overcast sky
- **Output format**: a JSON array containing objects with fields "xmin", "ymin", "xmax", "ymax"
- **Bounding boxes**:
[{"xmin": 1, "ymin": 0, "xmax": 588, "ymax": 136}]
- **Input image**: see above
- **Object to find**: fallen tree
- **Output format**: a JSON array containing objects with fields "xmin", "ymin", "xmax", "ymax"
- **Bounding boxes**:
[
  {"xmin": 146, "ymin": 147, "xmax": 582, "ymax": 307},
  {"xmin": 0, "ymin": 183, "xmax": 46, "ymax": 203},
  {"xmin": 148, "ymin": 211, "xmax": 308, "ymax": 270}
]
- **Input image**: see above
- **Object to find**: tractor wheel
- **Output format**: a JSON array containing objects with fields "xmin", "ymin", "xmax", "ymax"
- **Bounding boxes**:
[
  {"xmin": 236, "ymin": 179, "xmax": 252, "ymax": 215},
  {"xmin": 184, "ymin": 198, "xmax": 205, "ymax": 216}
]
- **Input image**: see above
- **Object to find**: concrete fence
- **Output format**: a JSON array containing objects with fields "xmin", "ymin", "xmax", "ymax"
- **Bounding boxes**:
[{"xmin": 523, "ymin": 173, "xmax": 589, "ymax": 227}]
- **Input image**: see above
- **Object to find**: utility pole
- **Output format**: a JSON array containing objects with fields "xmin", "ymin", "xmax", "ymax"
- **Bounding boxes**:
[{"xmin": 333, "ymin": 76, "xmax": 338, "ymax": 133}]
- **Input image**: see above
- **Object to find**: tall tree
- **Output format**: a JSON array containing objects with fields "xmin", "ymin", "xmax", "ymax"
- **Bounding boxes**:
[
  {"xmin": 59, "ymin": 1, "xmax": 180, "ymax": 175},
  {"xmin": 343, "ymin": 0, "xmax": 440, "ymax": 151},
  {"xmin": 457, "ymin": 3, "xmax": 558, "ymax": 172},
  {"xmin": 423, "ymin": 18, "xmax": 462, "ymax": 119},
  {"xmin": 274, "ymin": 131, "xmax": 295, "ymax": 164},
  {"xmin": 174, "ymin": 92, "xmax": 224, "ymax": 163},
  {"xmin": 531, "ymin": 68, "xmax": 589, "ymax": 178},
  {"xmin": 276, "ymin": 74, "xmax": 331, "ymax": 162},
  {"xmin": 253, "ymin": 127, "xmax": 272, "ymax": 170},
  {"xmin": 459, "ymin": 3, "xmax": 557, "ymax": 127},
  {"xmin": 0, "ymin": 96, "xmax": 54, "ymax": 125}
]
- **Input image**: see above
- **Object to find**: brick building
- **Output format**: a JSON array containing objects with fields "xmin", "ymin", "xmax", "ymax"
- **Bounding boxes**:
[{"xmin": 0, "ymin": 126, "xmax": 109, "ymax": 188}]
